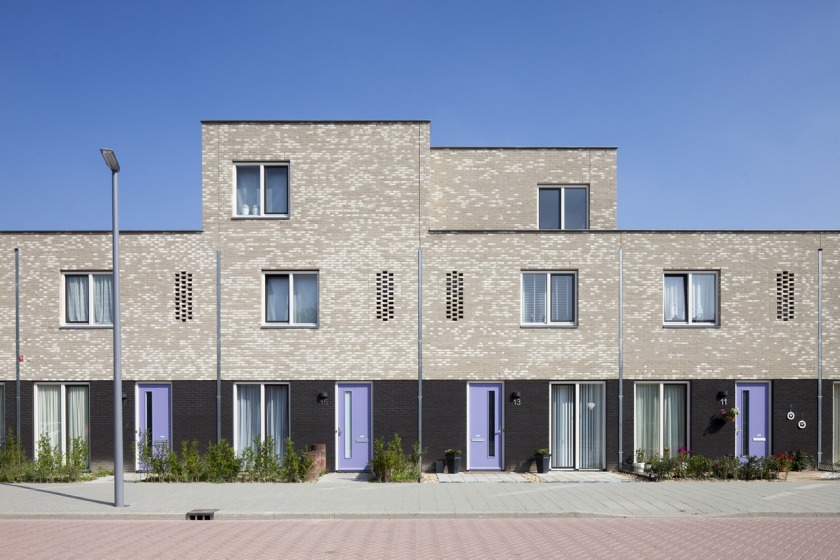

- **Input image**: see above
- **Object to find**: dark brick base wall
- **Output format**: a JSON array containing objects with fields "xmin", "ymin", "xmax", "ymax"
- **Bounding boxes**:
[
  {"xmin": 290, "ymin": 380, "xmax": 335, "ymax": 471},
  {"xmin": 772, "ymin": 379, "xmax": 819, "ymax": 458},
  {"xmin": 504, "ymin": 380, "xmax": 549, "ymax": 472},
  {"xmin": 691, "ymin": 379, "xmax": 737, "ymax": 459},
  {"xmin": 421, "ymin": 381, "xmax": 466, "ymax": 470}
]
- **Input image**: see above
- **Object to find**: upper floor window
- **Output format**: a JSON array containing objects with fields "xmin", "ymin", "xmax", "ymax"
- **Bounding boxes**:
[
  {"xmin": 521, "ymin": 271, "xmax": 577, "ymax": 326},
  {"xmin": 234, "ymin": 163, "xmax": 289, "ymax": 217},
  {"xmin": 263, "ymin": 272, "xmax": 319, "ymax": 326},
  {"xmin": 664, "ymin": 272, "xmax": 718, "ymax": 326},
  {"xmin": 63, "ymin": 272, "xmax": 113, "ymax": 326},
  {"xmin": 539, "ymin": 186, "xmax": 588, "ymax": 230}
]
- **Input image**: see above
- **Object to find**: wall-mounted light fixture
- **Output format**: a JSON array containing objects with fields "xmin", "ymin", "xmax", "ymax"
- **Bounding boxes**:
[
  {"xmin": 317, "ymin": 392, "xmax": 329, "ymax": 406},
  {"xmin": 510, "ymin": 391, "xmax": 521, "ymax": 402},
  {"xmin": 717, "ymin": 391, "xmax": 728, "ymax": 407}
]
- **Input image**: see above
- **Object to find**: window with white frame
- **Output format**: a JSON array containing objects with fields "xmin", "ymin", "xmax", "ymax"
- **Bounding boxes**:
[
  {"xmin": 63, "ymin": 272, "xmax": 113, "ymax": 326},
  {"xmin": 538, "ymin": 186, "xmax": 588, "ymax": 230},
  {"xmin": 0, "ymin": 384, "xmax": 4, "ymax": 447},
  {"xmin": 635, "ymin": 382, "xmax": 687, "ymax": 461},
  {"xmin": 663, "ymin": 272, "xmax": 718, "ymax": 325},
  {"xmin": 521, "ymin": 271, "xmax": 577, "ymax": 325},
  {"xmin": 263, "ymin": 272, "xmax": 319, "ymax": 326},
  {"xmin": 34, "ymin": 384, "xmax": 89, "ymax": 460},
  {"xmin": 234, "ymin": 163, "xmax": 289, "ymax": 217},
  {"xmin": 834, "ymin": 383, "xmax": 840, "ymax": 464},
  {"xmin": 234, "ymin": 383, "xmax": 290, "ymax": 459}
]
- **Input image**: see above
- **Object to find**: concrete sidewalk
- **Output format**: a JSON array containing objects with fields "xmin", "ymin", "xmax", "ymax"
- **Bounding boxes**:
[{"xmin": 1, "ymin": 471, "xmax": 838, "ymax": 520}]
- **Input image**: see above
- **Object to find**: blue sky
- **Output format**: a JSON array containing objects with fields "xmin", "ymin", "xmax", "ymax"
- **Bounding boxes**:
[{"xmin": 1, "ymin": 0, "xmax": 838, "ymax": 231}]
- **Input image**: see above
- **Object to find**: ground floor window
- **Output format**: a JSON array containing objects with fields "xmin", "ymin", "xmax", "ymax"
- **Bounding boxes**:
[
  {"xmin": 834, "ymin": 383, "xmax": 840, "ymax": 464},
  {"xmin": 635, "ymin": 382, "xmax": 687, "ymax": 460},
  {"xmin": 234, "ymin": 383, "xmax": 290, "ymax": 459},
  {"xmin": 0, "ymin": 384, "xmax": 5, "ymax": 446},
  {"xmin": 551, "ymin": 383, "xmax": 605, "ymax": 469},
  {"xmin": 34, "ymin": 384, "xmax": 89, "ymax": 459}
]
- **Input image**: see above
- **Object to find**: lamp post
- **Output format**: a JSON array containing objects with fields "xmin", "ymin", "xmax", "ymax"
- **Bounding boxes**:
[{"xmin": 100, "ymin": 148, "xmax": 124, "ymax": 507}]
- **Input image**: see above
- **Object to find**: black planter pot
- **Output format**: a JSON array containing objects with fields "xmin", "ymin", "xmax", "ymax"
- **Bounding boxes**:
[
  {"xmin": 445, "ymin": 454, "xmax": 461, "ymax": 474},
  {"xmin": 536, "ymin": 454, "xmax": 551, "ymax": 474}
]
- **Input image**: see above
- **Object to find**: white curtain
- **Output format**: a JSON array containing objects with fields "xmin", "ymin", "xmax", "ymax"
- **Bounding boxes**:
[
  {"xmin": 0, "ymin": 385, "xmax": 4, "ymax": 444},
  {"xmin": 93, "ymin": 275, "xmax": 113, "ymax": 324},
  {"xmin": 236, "ymin": 385, "xmax": 260, "ymax": 454},
  {"xmin": 293, "ymin": 275, "xmax": 318, "ymax": 324},
  {"xmin": 37, "ymin": 385, "xmax": 61, "ymax": 451},
  {"xmin": 579, "ymin": 384, "xmax": 604, "ymax": 469},
  {"xmin": 65, "ymin": 276, "xmax": 88, "ymax": 323},
  {"xmin": 522, "ymin": 273, "xmax": 546, "ymax": 323},
  {"xmin": 550, "ymin": 274, "xmax": 574, "ymax": 323},
  {"xmin": 834, "ymin": 384, "xmax": 840, "ymax": 463},
  {"xmin": 663, "ymin": 385, "xmax": 687, "ymax": 455},
  {"xmin": 551, "ymin": 385, "xmax": 574, "ymax": 468},
  {"xmin": 264, "ymin": 167, "xmax": 288, "ymax": 214},
  {"xmin": 663, "ymin": 276, "xmax": 686, "ymax": 322},
  {"xmin": 266, "ymin": 275, "xmax": 290, "ymax": 323},
  {"xmin": 635, "ymin": 384, "xmax": 660, "ymax": 460},
  {"xmin": 691, "ymin": 274, "xmax": 716, "ymax": 323},
  {"xmin": 66, "ymin": 386, "xmax": 89, "ymax": 463},
  {"xmin": 266, "ymin": 385, "xmax": 289, "ymax": 458},
  {"xmin": 236, "ymin": 166, "xmax": 260, "ymax": 215}
]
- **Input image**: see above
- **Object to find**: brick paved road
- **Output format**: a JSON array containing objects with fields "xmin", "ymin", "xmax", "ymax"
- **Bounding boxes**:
[{"xmin": 2, "ymin": 518, "xmax": 839, "ymax": 559}]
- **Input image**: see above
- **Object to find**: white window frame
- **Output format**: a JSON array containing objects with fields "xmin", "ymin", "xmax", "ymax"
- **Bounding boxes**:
[
  {"xmin": 549, "ymin": 381, "xmax": 607, "ymax": 470},
  {"xmin": 538, "ymin": 185, "xmax": 589, "ymax": 230},
  {"xmin": 0, "ymin": 383, "xmax": 4, "ymax": 447},
  {"xmin": 520, "ymin": 271, "xmax": 578, "ymax": 327},
  {"xmin": 233, "ymin": 382, "xmax": 291, "ymax": 455},
  {"xmin": 232, "ymin": 162, "xmax": 290, "ymax": 218},
  {"xmin": 834, "ymin": 383, "xmax": 840, "ymax": 464},
  {"xmin": 33, "ymin": 383, "xmax": 90, "ymax": 459},
  {"xmin": 60, "ymin": 271, "xmax": 113, "ymax": 328},
  {"xmin": 663, "ymin": 271, "xmax": 719, "ymax": 327},
  {"xmin": 262, "ymin": 271, "xmax": 320, "ymax": 327},
  {"xmin": 633, "ymin": 381, "xmax": 690, "ymax": 460}
]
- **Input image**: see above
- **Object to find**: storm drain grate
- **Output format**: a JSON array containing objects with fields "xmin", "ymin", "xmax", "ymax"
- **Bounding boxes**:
[{"xmin": 186, "ymin": 509, "xmax": 217, "ymax": 521}]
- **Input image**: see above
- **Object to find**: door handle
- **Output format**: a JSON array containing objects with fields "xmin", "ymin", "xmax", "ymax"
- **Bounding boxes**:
[{"xmin": 336, "ymin": 427, "xmax": 342, "ymax": 436}]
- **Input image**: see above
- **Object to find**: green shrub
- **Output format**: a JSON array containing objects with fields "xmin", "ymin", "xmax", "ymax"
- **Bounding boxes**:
[
  {"xmin": 33, "ymin": 434, "xmax": 62, "ymax": 482},
  {"xmin": 0, "ymin": 429, "xmax": 29, "ymax": 482},
  {"xmin": 684, "ymin": 454, "xmax": 711, "ymax": 479},
  {"xmin": 205, "ymin": 439, "xmax": 241, "ymax": 482},
  {"xmin": 788, "ymin": 450, "xmax": 813, "ymax": 471},
  {"xmin": 710, "ymin": 455, "xmax": 740, "ymax": 480},
  {"xmin": 62, "ymin": 437, "xmax": 89, "ymax": 481},
  {"xmin": 180, "ymin": 440, "xmax": 205, "ymax": 482},
  {"xmin": 649, "ymin": 455, "xmax": 677, "ymax": 479},
  {"xmin": 370, "ymin": 433, "xmax": 423, "ymax": 483},
  {"xmin": 280, "ymin": 437, "xmax": 313, "ymax": 483}
]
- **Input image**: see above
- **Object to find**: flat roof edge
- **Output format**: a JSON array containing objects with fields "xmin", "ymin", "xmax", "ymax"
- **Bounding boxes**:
[
  {"xmin": 201, "ymin": 120, "xmax": 431, "ymax": 125},
  {"xmin": 0, "ymin": 230, "xmax": 204, "ymax": 235},
  {"xmin": 432, "ymin": 146, "xmax": 618, "ymax": 151},
  {"xmin": 428, "ymin": 229, "xmax": 840, "ymax": 234}
]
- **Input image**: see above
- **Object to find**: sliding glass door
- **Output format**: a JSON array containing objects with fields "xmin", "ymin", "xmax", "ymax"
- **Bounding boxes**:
[{"xmin": 551, "ymin": 383, "xmax": 605, "ymax": 470}]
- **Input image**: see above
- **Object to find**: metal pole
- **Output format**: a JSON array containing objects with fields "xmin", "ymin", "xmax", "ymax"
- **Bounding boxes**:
[
  {"xmin": 216, "ymin": 250, "xmax": 222, "ymax": 444},
  {"xmin": 817, "ymin": 248, "xmax": 823, "ymax": 467},
  {"xmin": 15, "ymin": 248, "xmax": 21, "ymax": 439},
  {"xmin": 618, "ymin": 248, "xmax": 624, "ymax": 469},
  {"xmin": 417, "ymin": 248, "xmax": 423, "ymax": 459},
  {"xmin": 111, "ymin": 167, "xmax": 124, "ymax": 507}
]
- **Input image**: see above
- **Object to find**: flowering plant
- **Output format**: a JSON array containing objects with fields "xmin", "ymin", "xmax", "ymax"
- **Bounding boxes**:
[
  {"xmin": 772, "ymin": 453, "xmax": 794, "ymax": 471},
  {"xmin": 720, "ymin": 407, "xmax": 740, "ymax": 422}
]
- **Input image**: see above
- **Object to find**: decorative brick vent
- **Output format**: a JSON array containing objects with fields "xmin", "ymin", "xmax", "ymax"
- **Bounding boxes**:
[
  {"xmin": 175, "ymin": 271, "xmax": 194, "ymax": 322},
  {"xmin": 446, "ymin": 271, "xmax": 464, "ymax": 321},
  {"xmin": 776, "ymin": 271, "xmax": 794, "ymax": 321},
  {"xmin": 376, "ymin": 271, "xmax": 395, "ymax": 321}
]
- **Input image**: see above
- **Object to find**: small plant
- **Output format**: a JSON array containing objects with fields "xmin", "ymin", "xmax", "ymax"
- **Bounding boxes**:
[
  {"xmin": 33, "ymin": 434, "xmax": 61, "ymax": 483},
  {"xmin": 649, "ymin": 455, "xmax": 677, "ymax": 479},
  {"xmin": 534, "ymin": 448, "xmax": 550, "ymax": 456},
  {"xmin": 787, "ymin": 450, "xmax": 813, "ymax": 471},
  {"xmin": 180, "ymin": 440, "xmax": 205, "ymax": 482},
  {"xmin": 205, "ymin": 439, "xmax": 241, "ymax": 482},
  {"xmin": 635, "ymin": 449, "xmax": 645, "ymax": 463},
  {"xmin": 63, "ymin": 437, "xmax": 89, "ymax": 481},
  {"xmin": 721, "ymin": 407, "xmax": 740, "ymax": 422},
  {"xmin": 280, "ymin": 437, "xmax": 314, "ymax": 482},
  {"xmin": 444, "ymin": 448, "xmax": 461, "ymax": 456},
  {"xmin": 0, "ymin": 429, "xmax": 29, "ymax": 482},
  {"xmin": 371, "ymin": 433, "xmax": 423, "ymax": 483}
]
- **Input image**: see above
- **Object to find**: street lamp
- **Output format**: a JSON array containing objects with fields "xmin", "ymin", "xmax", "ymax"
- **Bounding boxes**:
[{"xmin": 100, "ymin": 148, "xmax": 124, "ymax": 508}]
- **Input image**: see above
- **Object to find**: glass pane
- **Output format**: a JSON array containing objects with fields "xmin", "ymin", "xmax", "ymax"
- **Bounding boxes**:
[
  {"xmin": 236, "ymin": 385, "xmax": 261, "ymax": 454},
  {"xmin": 550, "ymin": 274, "xmax": 575, "ymax": 323},
  {"xmin": 344, "ymin": 392, "xmax": 352, "ymax": 459},
  {"xmin": 579, "ymin": 384, "xmax": 604, "ymax": 469},
  {"xmin": 664, "ymin": 275, "xmax": 687, "ymax": 322},
  {"xmin": 65, "ymin": 275, "xmax": 89, "ymax": 323},
  {"xmin": 236, "ymin": 166, "xmax": 260, "ymax": 215},
  {"xmin": 266, "ymin": 275, "xmax": 290, "ymax": 323},
  {"xmin": 833, "ymin": 384, "xmax": 840, "ymax": 463},
  {"xmin": 741, "ymin": 390, "xmax": 750, "ymax": 457},
  {"xmin": 663, "ymin": 384, "xmax": 686, "ymax": 457},
  {"xmin": 691, "ymin": 273, "xmax": 717, "ymax": 323},
  {"xmin": 539, "ymin": 189, "xmax": 561, "ymax": 230},
  {"xmin": 564, "ymin": 188, "xmax": 588, "ymax": 229},
  {"xmin": 635, "ymin": 384, "xmax": 660, "ymax": 461},
  {"xmin": 37, "ymin": 385, "xmax": 62, "ymax": 452},
  {"xmin": 0, "ymin": 385, "xmax": 5, "ymax": 446},
  {"xmin": 264, "ymin": 167, "xmax": 289, "ymax": 215},
  {"xmin": 522, "ymin": 273, "xmax": 547, "ymax": 323},
  {"xmin": 488, "ymin": 390, "xmax": 495, "ymax": 457},
  {"xmin": 266, "ymin": 385, "xmax": 289, "ymax": 458},
  {"xmin": 93, "ymin": 274, "xmax": 113, "ymax": 324},
  {"xmin": 293, "ymin": 275, "xmax": 318, "ymax": 324},
  {"xmin": 66, "ymin": 386, "xmax": 89, "ymax": 463},
  {"xmin": 551, "ymin": 385, "xmax": 574, "ymax": 468}
]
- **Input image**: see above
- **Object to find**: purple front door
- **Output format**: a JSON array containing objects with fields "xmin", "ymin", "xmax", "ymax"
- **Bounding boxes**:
[
  {"xmin": 468, "ymin": 383, "xmax": 503, "ymax": 470},
  {"xmin": 336, "ymin": 383, "xmax": 371, "ymax": 471},
  {"xmin": 735, "ymin": 382, "xmax": 769, "ymax": 458},
  {"xmin": 137, "ymin": 384, "xmax": 171, "ymax": 470}
]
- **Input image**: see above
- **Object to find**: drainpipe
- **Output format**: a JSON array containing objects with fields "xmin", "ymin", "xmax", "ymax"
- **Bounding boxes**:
[
  {"xmin": 15, "ymin": 248, "xmax": 21, "ymax": 439},
  {"xmin": 216, "ymin": 250, "xmax": 222, "ymax": 444},
  {"xmin": 618, "ymin": 247, "xmax": 624, "ymax": 469},
  {"xmin": 417, "ymin": 248, "xmax": 423, "ymax": 459},
  {"xmin": 817, "ymin": 248, "xmax": 823, "ymax": 467}
]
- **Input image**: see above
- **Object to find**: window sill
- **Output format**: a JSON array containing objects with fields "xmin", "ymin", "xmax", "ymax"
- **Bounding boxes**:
[
  {"xmin": 521, "ymin": 323, "xmax": 578, "ymax": 329},
  {"xmin": 60, "ymin": 324, "xmax": 113, "ymax": 330},
  {"xmin": 662, "ymin": 324, "xmax": 720, "ymax": 329},
  {"xmin": 261, "ymin": 324, "xmax": 319, "ymax": 329},
  {"xmin": 231, "ymin": 215, "xmax": 290, "ymax": 220}
]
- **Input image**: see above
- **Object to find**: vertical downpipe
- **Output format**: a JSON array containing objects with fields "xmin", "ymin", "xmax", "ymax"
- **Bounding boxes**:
[
  {"xmin": 418, "ymin": 248, "xmax": 423, "ymax": 457},
  {"xmin": 14, "ymin": 248, "xmax": 21, "ymax": 438},
  {"xmin": 618, "ymin": 248, "xmax": 624, "ymax": 468},
  {"xmin": 216, "ymin": 250, "xmax": 222, "ymax": 444},
  {"xmin": 817, "ymin": 248, "xmax": 823, "ymax": 467}
]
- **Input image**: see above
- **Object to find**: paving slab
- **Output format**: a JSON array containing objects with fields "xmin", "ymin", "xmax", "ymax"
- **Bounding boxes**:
[{"xmin": 536, "ymin": 471, "xmax": 635, "ymax": 483}]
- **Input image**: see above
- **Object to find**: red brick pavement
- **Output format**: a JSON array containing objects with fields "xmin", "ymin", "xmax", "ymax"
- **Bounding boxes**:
[{"xmin": 1, "ymin": 518, "xmax": 839, "ymax": 559}]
